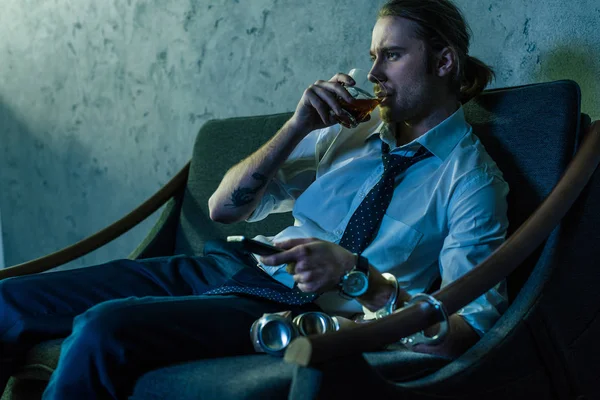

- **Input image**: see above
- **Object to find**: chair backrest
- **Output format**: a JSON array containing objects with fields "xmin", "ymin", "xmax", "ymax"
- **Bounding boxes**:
[
  {"xmin": 174, "ymin": 112, "xmax": 294, "ymax": 256},
  {"xmin": 401, "ymin": 81, "xmax": 600, "ymax": 399},
  {"xmin": 536, "ymin": 153, "xmax": 600, "ymax": 396},
  {"xmin": 175, "ymin": 80, "xmax": 583, "ymax": 299},
  {"xmin": 462, "ymin": 80, "xmax": 584, "ymax": 300}
]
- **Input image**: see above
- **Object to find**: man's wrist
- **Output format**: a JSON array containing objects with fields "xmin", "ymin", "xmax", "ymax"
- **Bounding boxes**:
[
  {"xmin": 358, "ymin": 270, "xmax": 396, "ymax": 310},
  {"xmin": 284, "ymin": 117, "xmax": 313, "ymax": 141}
]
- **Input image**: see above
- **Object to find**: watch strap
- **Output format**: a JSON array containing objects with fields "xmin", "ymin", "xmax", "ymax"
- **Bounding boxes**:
[{"xmin": 354, "ymin": 253, "xmax": 370, "ymax": 275}]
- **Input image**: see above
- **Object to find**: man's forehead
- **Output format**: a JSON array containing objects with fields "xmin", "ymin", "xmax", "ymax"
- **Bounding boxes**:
[{"xmin": 370, "ymin": 16, "xmax": 418, "ymax": 52}]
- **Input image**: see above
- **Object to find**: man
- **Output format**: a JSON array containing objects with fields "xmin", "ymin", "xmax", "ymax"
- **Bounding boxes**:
[
  {"xmin": 210, "ymin": 0, "xmax": 507, "ymax": 353},
  {"xmin": 0, "ymin": 0, "xmax": 508, "ymax": 398}
]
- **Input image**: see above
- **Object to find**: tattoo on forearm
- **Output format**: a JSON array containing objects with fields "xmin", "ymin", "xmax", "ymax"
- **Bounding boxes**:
[{"xmin": 225, "ymin": 172, "xmax": 268, "ymax": 208}]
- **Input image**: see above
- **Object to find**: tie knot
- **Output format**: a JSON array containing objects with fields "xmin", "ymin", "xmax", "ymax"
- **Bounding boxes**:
[{"xmin": 382, "ymin": 143, "xmax": 432, "ymax": 174}]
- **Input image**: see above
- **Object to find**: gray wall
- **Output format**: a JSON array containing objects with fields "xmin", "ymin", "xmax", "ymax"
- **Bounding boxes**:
[
  {"xmin": 0, "ymin": 0, "xmax": 598, "ymax": 269},
  {"xmin": 0, "ymin": 209, "xmax": 4, "ymax": 269}
]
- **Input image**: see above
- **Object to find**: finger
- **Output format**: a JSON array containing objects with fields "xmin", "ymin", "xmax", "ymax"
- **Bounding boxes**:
[
  {"xmin": 292, "ymin": 271, "xmax": 312, "ymax": 284},
  {"xmin": 311, "ymin": 85, "xmax": 347, "ymax": 117},
  {"xmin": 315, "ymin": 80, "xmax": 355, "ymax": 104},
  {"xmin": 259, "ymin": 249, "xmax": 294, "ymax": 266},
  {"xmin": 331, "ymin": 109, "xmax": 354, "ymax": 129},
  {"xmin": 261, "ymin": 239, "xmax": 321, "ymax": 267},
  {"xmin": 294, "ymin": 262, "xmax": 342, "ymax": 291},
  {"xmin": 297, "ymin": 282, "xmax": 318, "ymax": 293},
  {"xmin": 305, "ymin": 90, "xmax": 337, "ymax": 125},
  {"xmin": 293, "ymin": 264, "xmax": 331, "ymax": 284},
  {"xmin": 329, "ymin": 73, "xmax": 356, "ymax": 87},
  {"xmin": 274, "ymin": 237, "xmax": 319, "ymax": 250},
  {"xmin": 285, "ymin": 261, "xmax": 296, "ymax": 274},
  {"xmin": 259, "ymin": 246, "xmax": 307, "ymax": 266}
]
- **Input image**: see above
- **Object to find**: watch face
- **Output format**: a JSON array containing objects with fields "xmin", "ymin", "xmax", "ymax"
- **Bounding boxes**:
[{"xmin": 342, "ymin": 271, "xmax": 369, "ymax": 297}]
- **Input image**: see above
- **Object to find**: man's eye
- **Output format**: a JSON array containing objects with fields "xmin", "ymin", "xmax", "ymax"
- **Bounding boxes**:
[{"xmin": 386, "ymin": 51, "xmax": 400, "ymax": 60}]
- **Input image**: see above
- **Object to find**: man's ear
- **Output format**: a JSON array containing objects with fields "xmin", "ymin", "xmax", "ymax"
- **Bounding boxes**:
[{"xmin": 435, "ymin": 47, "xmax": 456, "ymax": 78}]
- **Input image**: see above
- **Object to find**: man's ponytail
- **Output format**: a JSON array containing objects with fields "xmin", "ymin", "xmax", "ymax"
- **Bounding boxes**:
[{"xmin": 459, "ymin": 56, "xmax": 495, "ymax": 104}]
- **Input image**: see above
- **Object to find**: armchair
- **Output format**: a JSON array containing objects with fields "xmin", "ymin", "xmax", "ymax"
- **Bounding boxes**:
[{"xmin": 1, "ymin": 80, "xmax": 598, "ymax": 400}]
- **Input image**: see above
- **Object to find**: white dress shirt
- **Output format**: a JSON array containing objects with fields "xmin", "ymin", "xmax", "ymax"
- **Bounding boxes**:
[{"xmin": 247, "ymin": 106, "xmax": 509, "ymax": 336}]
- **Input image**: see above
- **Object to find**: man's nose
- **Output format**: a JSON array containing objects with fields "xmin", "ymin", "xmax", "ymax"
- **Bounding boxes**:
[{"xmin": 368, "ymin": 65, "xmax": 386, "ymax": 84}]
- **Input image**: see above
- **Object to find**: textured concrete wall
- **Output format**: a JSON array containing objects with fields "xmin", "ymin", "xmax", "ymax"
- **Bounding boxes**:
[
  {"xmin": 0, "ymin": 0, "xmax": 598, "ymax": 269},
  {"xmin": 457, "ymin": 0, "xmax": 600, "ymax": 121},
  {"xmin": 0, "ymin": 210, "xmax": 4, "ymax": 268}
]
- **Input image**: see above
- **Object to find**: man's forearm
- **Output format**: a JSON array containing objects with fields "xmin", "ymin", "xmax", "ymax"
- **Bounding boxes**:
[
  {"xmin": 357, "ymin": 267, "xmax": 478, "ymax": 358},
  {"xmin": 208, "ymin": 119, "xmax": 310, "ymax": 224}
]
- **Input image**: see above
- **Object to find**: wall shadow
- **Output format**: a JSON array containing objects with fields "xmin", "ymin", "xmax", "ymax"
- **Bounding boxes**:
[
  {"xmin": 0, "ymin": 98, "xmax": 146, "ymax": 270},
  {"xmin": 533, "ymin": 43, "xmax": 600, "ymax": 120}
]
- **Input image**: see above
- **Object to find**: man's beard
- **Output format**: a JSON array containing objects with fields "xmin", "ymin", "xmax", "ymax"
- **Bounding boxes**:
[
  {"xmin": 378, "ymin": 87, "xmax": 432, "ymax": 125},
  {"xmin": 378, "ymin": 104, "xmax": 394, "ymax": 124},
  {"xmin": 379, "ymin": 98, "xmax": 413, "ymax": 124}
]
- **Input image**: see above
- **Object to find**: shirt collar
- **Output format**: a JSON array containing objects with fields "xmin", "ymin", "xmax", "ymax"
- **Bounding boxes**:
[{"xmin": 364, "ymin": 106, "xmax": 470, "ymax": 161}]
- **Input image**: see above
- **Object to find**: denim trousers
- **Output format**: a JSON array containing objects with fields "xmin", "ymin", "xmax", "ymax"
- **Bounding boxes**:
[{"xmin": 0, "ymin": 240, "xmax": 317, "ymax": 399}]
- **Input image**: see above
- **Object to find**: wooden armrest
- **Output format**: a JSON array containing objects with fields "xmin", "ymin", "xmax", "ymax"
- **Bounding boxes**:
[
  {"xmin": 0, "ymin": 162, "xmax": 191, "ymax": 281},
  {"xmin": 285, "ymin": 121, "xmax": 600, "ymax": 367}
]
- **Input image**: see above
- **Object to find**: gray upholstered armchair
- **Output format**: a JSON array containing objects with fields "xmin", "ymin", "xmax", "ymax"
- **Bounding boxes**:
[{"xmin": 1, "ymin": 80, "xmax": 599, "ymax": 400}]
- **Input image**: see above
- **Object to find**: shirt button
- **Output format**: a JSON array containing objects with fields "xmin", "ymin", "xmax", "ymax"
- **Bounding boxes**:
[{"xmin": 334, "ymin": 229, "xmax": 343, "ymax": 236}]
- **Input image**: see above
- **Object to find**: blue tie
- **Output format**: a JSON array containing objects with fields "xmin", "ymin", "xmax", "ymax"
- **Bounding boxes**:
[
  {"xmin": 205, "ymin": 143, "xmax": 432, "ymax": 305},
  {"xmin": 202, "ymin": 282, "xmax": 319, "ymax": 305},
  {"xmin": 338, "ymin": 143, "xmax": 432, "ymax": 254}
]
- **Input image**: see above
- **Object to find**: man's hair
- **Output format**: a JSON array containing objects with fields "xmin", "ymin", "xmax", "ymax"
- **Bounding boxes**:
[{"xmin": 378, "ymin": 0, "xmax": 494, "ymax": 103}]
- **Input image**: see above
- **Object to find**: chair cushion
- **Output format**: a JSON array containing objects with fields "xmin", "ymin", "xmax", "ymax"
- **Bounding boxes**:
[
  {"xmin": 1, "ymin": 340, "xmax": 62, "ymax": 400},
  {"xmin": 130, "ymin": 350, "xmax": 450, "ymax": 400},
  {"xmin": 1, "ymin": 378, "xmax": 48, "ymax": 400},
  {"xmin": 9, "ymin": 340, "xmax": 449, "ymax": 400},
  {"xmin": 11, "ymin": 339, "xmax": 62, "ymax": 381}
]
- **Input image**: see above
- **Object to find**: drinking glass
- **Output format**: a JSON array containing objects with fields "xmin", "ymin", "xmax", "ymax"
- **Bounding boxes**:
[{"xmin": 334, "ymin": 68, "xmax": 387, "ymax": 129}]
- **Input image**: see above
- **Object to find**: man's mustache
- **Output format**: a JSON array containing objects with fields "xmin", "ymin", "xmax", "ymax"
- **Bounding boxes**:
[{"xmin": 374, "ymin": 86, "xmax": 390, "ymax": 98}]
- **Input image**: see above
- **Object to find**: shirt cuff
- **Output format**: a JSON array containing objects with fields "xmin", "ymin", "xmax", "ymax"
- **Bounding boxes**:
[{"xmin": 456, "ymin": 291, "xmax": 506, "ymax": 337}]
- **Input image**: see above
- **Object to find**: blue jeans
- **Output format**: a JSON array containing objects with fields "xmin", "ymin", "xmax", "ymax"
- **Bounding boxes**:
[{"xmin": 0, "ymin": 241, "xmax": 316, "ymax": 399}]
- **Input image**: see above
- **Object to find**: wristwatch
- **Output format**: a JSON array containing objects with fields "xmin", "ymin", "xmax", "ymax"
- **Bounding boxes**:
[{"xmin": 339, "ymin": 254, "xmax": 370, "ymax": 298}]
